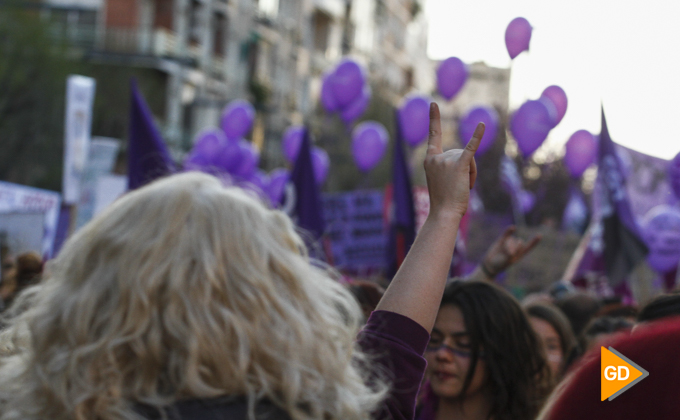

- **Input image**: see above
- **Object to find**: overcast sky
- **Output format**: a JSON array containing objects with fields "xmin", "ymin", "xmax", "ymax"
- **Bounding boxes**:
[{"xmin": 425, "ymin": 0, "xmax": 680, "ymax": 160}]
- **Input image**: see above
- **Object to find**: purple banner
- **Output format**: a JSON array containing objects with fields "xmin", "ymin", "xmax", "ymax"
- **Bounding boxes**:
[
  {"xmin": 615, "ymin": 144, "xmax": 679, "ymax": 224},
  {"xmin": 323, "ymin": 190, "xmax": 386, "ymax": 272}
]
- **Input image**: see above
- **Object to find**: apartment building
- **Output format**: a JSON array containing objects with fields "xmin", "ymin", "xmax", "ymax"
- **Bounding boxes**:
[{"xmin": 36, "ymin": 0, "xmax": 434, "ymax": 162}]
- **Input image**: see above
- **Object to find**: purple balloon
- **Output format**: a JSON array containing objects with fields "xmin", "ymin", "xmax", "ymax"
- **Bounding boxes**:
[
  {"xmin": 511, "ymin": 100, "xmax": 553, "ymax": 157},
  {"xmin": 215, "ymin": 137, "xmax": 241, "ymax": 173},
  {"xmin": 331, "ymin": 58, "xmax": 366, "ymax": 108},
  {"xmin": 267, "ymin": 168, "xmax": 289, "ymax": 205},
  {"xmin": 643, "ymin": 206, "xmax": 680, "ymax": 273},
  {"xmin": 351, "ymin": 121, "xmax": 389, "ymax": 172},
  {"xmin": 669, "ymin": 152, "xmax": 680, "ymax": 200},
  {"xmin": 231, "ymin": 140, "xmax": 259, "ymax": 178},
  {"xmin": 437, "ymin": 57, "xmax": 468, "ymax": 101},
  {"xmin": 505, "ymin": 17, "xmax": 532, "ymax": 59},
  {"xmin": 459, "ymin": 106, "xmax": 499, "ymax": 155},
  {"xmin": 564, "ymin": 130, "xmax": 597, "ymax": 178},
  {"xmin": 341, "ymin": 85, "xmax": 371, "ymax": 124},
  {"xmin": 321, "ymin": 71, "xmax": 339, "ymax": 113},
  {"xmin": 221, "ymin": 100, "xmax": 256, "ymax": 140},
  {"xmin": 311, "ymin": 147, "xmax": 330, "ymax": 186},
  {"xmin": 541, "ymin": 85, "xmax": 568, "ymax": 126},
  {"xmin": 282, "ymin": 126, "xmax": 304, "ymax": 163},
  {"xmin": 398, "ymin": 95, "xmax": 431, "ymax": 147},
  {"xmin": 183, "ymin": 153, "xmax": 207, "ymax": 172},
  {"xmin": 248, "ymin": 170, "xmax": 269, "ymax": 192},
  {"xmin": 185, "ymin": 128, "xmax": 228, "ymax": 170},
  {"xmin": 538, "ymin": 96, "xmax": 558, "ymax": 127}
]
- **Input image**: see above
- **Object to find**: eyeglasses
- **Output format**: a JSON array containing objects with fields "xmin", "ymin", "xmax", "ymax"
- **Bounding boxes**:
[{"xmin": 426, "ymin": 342, "xmax": 483, "ymax": 359}]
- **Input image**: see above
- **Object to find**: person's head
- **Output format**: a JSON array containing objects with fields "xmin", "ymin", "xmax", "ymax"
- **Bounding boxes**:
[
  {"xmin": 582, "ymin": 316, "xmax": 632, "ymax": 351},
  {"xmin": 346, "ymin": 280, "xmax": 385, "ymax": 321},
  {"xmin": 0, "ymin": 252, "xmax": 42, "ymax": 309},
  {"xmin": 637, "ymin": 292, "xmax": 680, "ymax": 324},
  {"xmin": 425, "ymin": 280, "xmax": 549, "ymax": 420},
  {"xmin": 554, "ymin": 292, "xmax": 602, "ymax": 337},
  {"xmin": 525, "ymin": 302, "xmax": 577, "ymax": 380},
  {"xmin": 14, "ymin": 252, "xmax": 42, "ymax": 289},
  {"xmin": 0, "ymin": 251, "xmax": 17, "ymax": 306},
  {"xmin": 0, "ymin": 172, "xmax": 385, "ymax": 420},
  {"xmin": 538, "ymin": 318, "xmax": 680, "ymax": 420},
  {"xmin": 0, "ymin": 251, "xmax": 15, "ymax": 285}
]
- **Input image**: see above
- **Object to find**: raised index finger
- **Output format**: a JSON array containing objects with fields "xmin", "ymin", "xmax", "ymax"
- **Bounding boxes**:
[
  {"xmin": 427, "ymin": 102, "xmax": 443, "ymax": 156},
  {"xmin": 461, "ymin": 122, "xmax": 485, "ymax": 162}
]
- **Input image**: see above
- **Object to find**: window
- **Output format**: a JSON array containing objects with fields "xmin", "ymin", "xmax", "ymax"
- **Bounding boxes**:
[
  {"xmin": 213, "ymin": 13, "xmax": 227, "ymax": 56},
  {"xmin": 189, "ymin": 0, "xmax": 202, "ymax": 44},
  {"xmin": 312, "ymin": 10, "xmax": 331, "ymax": 54}
]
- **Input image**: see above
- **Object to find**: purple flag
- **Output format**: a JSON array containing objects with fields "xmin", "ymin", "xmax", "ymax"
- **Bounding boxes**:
[
  {"xmin": 571, "ymin": 108, "xmax": 648, "ymax": 288},
  {"xmin": 289, "ymin": 128, "xmax": 327, "ymax": 255},
  {"xmin": 51, "ymin": 203, "xmax": 72, "ymax": 258},
  {"xmin": 386, "ymin": 110, "xmax": 416, "ymax": 279},
  {"xmin": 128, "ymin": 79, "xmax": 175, "ymax": 190}
]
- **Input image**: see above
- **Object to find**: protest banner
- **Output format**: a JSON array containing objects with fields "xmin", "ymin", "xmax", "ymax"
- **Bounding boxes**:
[
  {"xmin": 0, "ymin": 182, "xmax": 61, "ymax": 258},
  {"xmin": 62, "ymin": 75, "xmax": 96, "ymax": 205},
  {"xmin": 75, "ymin": 137, "xmax": 121, "ymax": 229},
  {"xmin": 323, "ymin": 190, "xmax": 385, "ymax": 272}
]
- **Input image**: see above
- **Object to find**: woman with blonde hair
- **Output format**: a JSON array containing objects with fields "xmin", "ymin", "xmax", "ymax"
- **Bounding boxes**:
[{"xmin": 0, "ymin": 104, "xmax": 484, "ymax": 420}]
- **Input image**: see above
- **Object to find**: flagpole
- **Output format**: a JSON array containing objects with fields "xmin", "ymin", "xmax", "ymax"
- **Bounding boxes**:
[{"xmin": 562, "ymin": 227, "xmax": 592, "ymax": 282}]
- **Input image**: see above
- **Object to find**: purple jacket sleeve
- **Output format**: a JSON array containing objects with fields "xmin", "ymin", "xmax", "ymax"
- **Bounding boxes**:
[{"xmin": 357, "ymin": 310, "xmax": 430, "ymax": 420}]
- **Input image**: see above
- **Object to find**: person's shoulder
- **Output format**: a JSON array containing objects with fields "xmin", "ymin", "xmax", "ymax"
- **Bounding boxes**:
[{"xmin": 137, "ymin": 396, "xmax": 292, "ymax": 420}]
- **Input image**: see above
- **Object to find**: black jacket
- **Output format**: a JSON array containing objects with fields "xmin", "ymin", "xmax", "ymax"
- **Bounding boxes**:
[{"xmin": 138, "ymin": 397, "xmax": 292, "ymax": 420}]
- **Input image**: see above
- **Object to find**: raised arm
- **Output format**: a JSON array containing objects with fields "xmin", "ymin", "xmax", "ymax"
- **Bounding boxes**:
[
  {"xmin": 376, "ymin": 103, "xmax": 484, "ymax": 332},
  {"xmin": 467, "ymin": 225, "xmax": 542, "ymax": 282}
]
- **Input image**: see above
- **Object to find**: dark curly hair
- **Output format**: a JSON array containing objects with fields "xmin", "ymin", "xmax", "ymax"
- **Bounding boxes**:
[{"xmin": 440, "ymin": 280, "xmax": 550, "ymax": 420}]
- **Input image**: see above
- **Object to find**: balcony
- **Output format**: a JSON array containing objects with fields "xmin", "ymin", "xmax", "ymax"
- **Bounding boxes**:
[{"xmin": 49, "ymin": 23, "xmax": 206, "ymax": 66}]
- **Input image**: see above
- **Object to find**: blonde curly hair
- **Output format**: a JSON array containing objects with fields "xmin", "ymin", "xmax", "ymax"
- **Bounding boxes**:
[{"xmin": 0, "ymin": 172, "xmax": 386, "ymax": 420}]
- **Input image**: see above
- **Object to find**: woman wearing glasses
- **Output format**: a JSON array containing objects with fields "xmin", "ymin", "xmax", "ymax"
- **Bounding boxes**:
[{"xmin": 418, "ymin": 281, "xmax": 550, "ymax": 420}]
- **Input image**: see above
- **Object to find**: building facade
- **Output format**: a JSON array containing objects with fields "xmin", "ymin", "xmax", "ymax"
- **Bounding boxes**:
[{"xmin": 37, "ymin": 0, "xmax": 434, "ymax": 164}]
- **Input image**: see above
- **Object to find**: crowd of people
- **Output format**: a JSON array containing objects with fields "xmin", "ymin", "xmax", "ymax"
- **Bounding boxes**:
[{"xmin": 0, "ymin": 103, "xmax": 679, "ymax": 419}]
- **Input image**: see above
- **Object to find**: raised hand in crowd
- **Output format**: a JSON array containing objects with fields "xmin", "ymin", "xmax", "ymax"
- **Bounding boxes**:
[
  {"xmin": 468, "ymin": 225, "xmax": 541, "ymax": 281},
  {"xmin": 377, "ymin": 102, "xmax": 484, "ymax": 331}
]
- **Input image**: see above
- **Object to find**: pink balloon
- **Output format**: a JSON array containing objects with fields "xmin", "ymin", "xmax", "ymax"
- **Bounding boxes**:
[
  {"xmin": 331, "ymin": 58, "xmax": 366, "ymax": 108},
  {"xmin": 541, "ymin": 85, "xmax": 568, "ymax": 126},
  {"xmin": 311, "ymin": 147, "xmax": 330, "ymax": 186},
  {"xmin": 351, "ymin": 121, "xmax": 389, "ymax": 172},
  {"xmin": 398, "ymin": 95, "xmax": 431, "ymax": 147},
  {"xmin": 505, "ymin": 17, "xmax": 532, "ymax": 59},
  {"xmin": 437, "ymin": 57, "xmax": 468, "ymax": 101},
  {"xmin": 564, "ymin": 130, "xmax": 597, "ymax": 178},
  {"xmin": 669, "ymin": 152, "xmax": 680, "ymax": 200},
  {"xmin": 643, "ymin": 206, "xmax": 680, "ymax": 273},
  {"xmin": 282, "ymin": 126, "xmax": 304, "ymax": 163}
]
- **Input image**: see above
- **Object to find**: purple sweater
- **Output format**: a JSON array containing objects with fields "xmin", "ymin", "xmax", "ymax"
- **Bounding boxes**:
[
  {"xmin": 140, "ymin": 310, "xmax": 430, "ymax": 420},
  {"xmin": 357, "ymin": 310, "xmax": 430, "ymax": 420}
]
